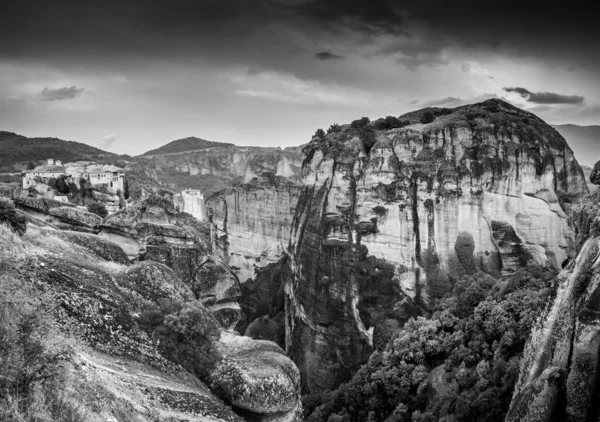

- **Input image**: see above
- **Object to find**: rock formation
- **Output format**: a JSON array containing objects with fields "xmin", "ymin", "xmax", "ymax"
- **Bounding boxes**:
[
  {"xmin": 506, "ymin": 168, "xmax": 600, "ymax": 421},
  {"xmin": 287, "ymin": 99, "xmax": 588, "ymax": 393},
  {"xmin": 206, "ymin": 176, "xmax": 301, "ymax": 343},
  {"xmin": 135, "ymin": 144, "xmax": 303, "ymax": 197}
]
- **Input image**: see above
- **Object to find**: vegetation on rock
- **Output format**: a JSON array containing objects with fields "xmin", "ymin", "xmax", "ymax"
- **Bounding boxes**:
[
  {"xmin": 86, "ymin": 202, "xmax": 108, "ymax": 218},
  {"xmin": 0, "ymin": 199, "xmax": 27, "ymax": 235},
  {"xmin": 304, "ymin": 267, "xmax": 555, "ymax": 422}
]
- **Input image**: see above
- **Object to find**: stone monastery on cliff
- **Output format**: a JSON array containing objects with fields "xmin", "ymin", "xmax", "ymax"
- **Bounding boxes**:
[{"xmin": 23, "ymin": 159, "xmax": 125, "ymax": 191}]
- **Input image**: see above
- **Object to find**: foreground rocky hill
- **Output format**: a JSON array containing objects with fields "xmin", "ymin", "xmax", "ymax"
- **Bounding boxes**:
[
  {"xmin": 0, "ymin": 197, "xmax": 302, "ymax": 421},
  {"xmin": 286, "ymin": 98, "xmax": 588, "ymax": 393}
]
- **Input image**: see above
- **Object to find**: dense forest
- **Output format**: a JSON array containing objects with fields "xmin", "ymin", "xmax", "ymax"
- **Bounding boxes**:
[{"xmin": 304, "ymin": 266, "xmax": 555, "ymax": 422}]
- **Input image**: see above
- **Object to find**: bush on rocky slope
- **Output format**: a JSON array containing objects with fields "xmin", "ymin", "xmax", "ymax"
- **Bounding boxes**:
[
  {"xmin": 0, "ymin": 199, "xmax": 27, "ymax": 235},
  {"xmin": 304, "ymin": 267, "xmax": 554, "ymax": 422},
  {"xmin": 0, "ymin": 282, "xmax": 83, "ymax": 421}
]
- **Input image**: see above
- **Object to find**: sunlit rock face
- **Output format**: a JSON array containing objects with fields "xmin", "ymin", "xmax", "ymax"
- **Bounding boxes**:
[
  {"xmin": 287, "ymin": 99, "xmax": 588, "ymax": 393},
  {"xmin": 507, "ymin": 187, "xmax": 600, "ymax": 421},
  {"xmin": 206, "ymin": 177, "xmax": 301, "ymax": 340}
]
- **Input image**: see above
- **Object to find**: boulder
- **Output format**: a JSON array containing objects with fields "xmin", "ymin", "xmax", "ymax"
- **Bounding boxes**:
[
  {"xmin": 210, "ymin": 332, "xmax": 300, "ymax": 416},
  {"xmin": 48, "ymin": 206, "xmax": 103, "ymax": 228}
]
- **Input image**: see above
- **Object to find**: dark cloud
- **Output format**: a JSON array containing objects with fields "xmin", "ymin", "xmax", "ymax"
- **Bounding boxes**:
[
  {"xmin": 314, "ymin": 51, "xmax": 344, "ymax": 60},
  {"xmin": 419, "ymin": 94, "xmax": 499, "ymax": 108},
  {"xmin": 424, "ymin": 97, "xmax": 461, "ymax": 107},
  {"xmin": 1, "ymin": 0, "xmax": 599, "ymax": 73},
  {"xmin": 503, "ymin": 87, "xmax": 584, "ymax": 105},
  {"xmin": 40, "ymin": 86, "xmax": 85, "ymax": 101},
  {"xmin": 289, "ymin": 0, "xmax": 408, "ymax": 35}
]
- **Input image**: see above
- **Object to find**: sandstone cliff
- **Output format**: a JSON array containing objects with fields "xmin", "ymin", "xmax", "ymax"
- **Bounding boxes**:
[
  {"xmin": 287, "ymin": 99, "xmax": 588, "ymax": 393},
  {"xmin": 207, "ymin": 177, "xmax": 301, "ymax": 342},
  {"xmin": 506, "ymin": 181, "xmax": 600, "ymax": 421}
]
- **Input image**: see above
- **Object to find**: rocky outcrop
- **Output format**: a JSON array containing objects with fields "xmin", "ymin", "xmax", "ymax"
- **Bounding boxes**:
[
  {"xmin": 287, "ymin": 99, "xmax": 588, "ymax": 393},
  {"xmin": 506, "ymin": 186, "xmax": 600, "ymax": 421},
  {"xmin": 15, "ymin": 196, "xmax": 76, "ymax": 213},
  {"xmin": 98, "ymin": 196, "xmax": 243, "ymax": 329},
  {"xmin": 49, "ymin": 206, "xmax": 104, "ymax": 228},
  {"xmin": 207, "ymin": 178, "xmax": 301, "ymax": 338}
]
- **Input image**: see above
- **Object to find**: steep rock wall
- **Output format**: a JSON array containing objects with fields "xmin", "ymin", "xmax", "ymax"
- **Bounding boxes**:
[
  {"xmin": 506, "ymin": 188, "xmax": 600, "ymax": 421},
  {"xmin": 206, "ymin": 179, "xmax": 301, "ymax": 337},
  {"xmin": 287, "ymin": 99, "xmax": 588, "ymax": 393}
]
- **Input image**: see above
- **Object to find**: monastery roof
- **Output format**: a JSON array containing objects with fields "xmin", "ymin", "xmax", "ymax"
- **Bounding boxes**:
[{"xmin": 26, "ymin": 165, "xmax": 66, "ymax": 173}]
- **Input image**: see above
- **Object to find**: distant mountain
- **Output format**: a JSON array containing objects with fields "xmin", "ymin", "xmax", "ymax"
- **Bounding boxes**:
[
  {"xmin": 0, "ymin": 131, "xmax": 117, "ymax": 170},
  {"xmin": 555, "ymin": 124, "xmax": 600, "ymax": 167},
  {"xmin": 139, "ymin": 137, "xmax": 233, "ymax": 157}
]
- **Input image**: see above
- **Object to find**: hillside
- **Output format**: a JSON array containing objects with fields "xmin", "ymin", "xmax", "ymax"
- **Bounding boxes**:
[
  {"xmin": 555, "ymin": 124, "xmax": 600, "ymax": 166},
  {"xmin": 0, "ymin": 131, "xmax": 116, "ymax": 170},
  {"xmin": 140, "ymin": 136, "xmax": 234, "ymax": 157}
]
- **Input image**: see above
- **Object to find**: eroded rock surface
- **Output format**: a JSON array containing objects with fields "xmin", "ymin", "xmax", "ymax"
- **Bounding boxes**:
[
  {"xmin": 207, "ymin": 178, "xmax": 300, "ymax": 340},
  {"xmin": 288, "ymin": 99, "xmax": 588, "ymax": 392},
  {"xmin": 507, "ymin": 186, "xmax": 600, "ymax": 421},
  {"xmin": 1, "ymin": 223, "xmax": 302, "ymax": 421}
]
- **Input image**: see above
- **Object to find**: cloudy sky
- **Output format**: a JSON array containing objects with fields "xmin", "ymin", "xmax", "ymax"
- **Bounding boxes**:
[{"xmin": 1, "ymin": 0, "xmax": 599, "ymax": 155}]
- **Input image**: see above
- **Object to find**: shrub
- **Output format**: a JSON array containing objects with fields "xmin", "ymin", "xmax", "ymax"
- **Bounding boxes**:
[
  {"xmin": 86, "ymin": 202, "xmax": 108, "ymax": 218},
  {"xmin": 0, "ymin": 199, "xmax": 27, "ymax": 235},
  {"xmin": 314, "ymin": 128, "xmax": 326, "ymax": 139},
  {"xmin": 373, "ymin": 116, "xmax": 408, "ymax": 130},
  {"xmin": 351, "ymin": 117, "xmax": 371, "ymax": 129},
  {"xmin": 140, "ymin": 299, "xmax": 222, "ymax": 379},
  {"xmin": 420, "ymin": 112, "xmax": 435, "ymax": 124},
  {"xmin": 327, "ymin": 124, "xmax": 342, "ymax": 134},
  {"xmin": 359, "ymin": 127, "xmax": 377, "ymax": 153},
  {"xmin": 0, "ymin": 304, "xmax": 80, "ymax": 421}
]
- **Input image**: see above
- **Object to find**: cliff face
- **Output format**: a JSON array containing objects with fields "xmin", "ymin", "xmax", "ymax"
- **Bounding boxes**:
[
  {"xmin": 206, "ymin": 178, "xmax": 301, "ymax": 341},
  {"xmin": 287, "ymin": 99, "xmax": 588, "ymax": 393},
  {"xmin": 134, "ymin": 146, "xmax": 303, "ymax": 197},
  {"xmin": 506, "ymin": 186, "xmax": 600, "ymax": 421}
]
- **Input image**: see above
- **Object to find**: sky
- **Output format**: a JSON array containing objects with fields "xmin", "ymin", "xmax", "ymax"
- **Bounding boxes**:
[{"xmin": 1, "ymin": 0, "xmax": 599, "ymax": 155}]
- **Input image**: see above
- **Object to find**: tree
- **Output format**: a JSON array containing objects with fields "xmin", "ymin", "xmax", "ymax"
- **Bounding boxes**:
[
  {"xmin": 351, "ymin": 117, "xmax": 371, "ymax": 129},
  {"xmin": 0, "ymin": 199, "xmax": 27, "ymax": 235},
  {"xmin": 26, "ymin": 161, "xmax": 36, "ymax": 170},
  {"xmin": 314, "ymin": 128, "xmax": 326, "ymax": 139},
  {"xmin": 327, "ymin": 124, "xmax": 342, "ymax": 134},
  {"xmin": 124, "ymin": 179, "xmax": 130, "ymax": 200},
  {"xmin": 420, "ymin": 112, "xmax": 435, "ymax": 124},
  {"xmin": 86, "ymin": 202, "xmax": 108, "ymax": 218}
]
